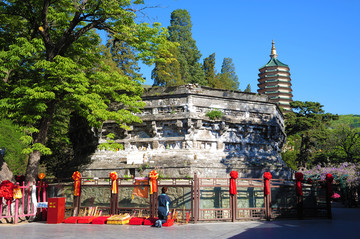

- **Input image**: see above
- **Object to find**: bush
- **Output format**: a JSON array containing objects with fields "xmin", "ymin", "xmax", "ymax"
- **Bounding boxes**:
[
  {"xmin": 0, "ymin": 119, "xmax": 28, "ymax": 175},
  {"xmin": 206, "ymin": 109, "xmax": 223, "ymax": 120}
]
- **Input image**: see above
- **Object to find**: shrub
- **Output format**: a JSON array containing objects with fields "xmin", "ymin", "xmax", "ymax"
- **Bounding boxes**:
[{"xmin": 206, "ymin": 109, "xmax": 223, "ymax": 120}]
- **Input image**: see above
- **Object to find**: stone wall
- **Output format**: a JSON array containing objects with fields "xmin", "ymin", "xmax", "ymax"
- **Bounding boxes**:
[{"xmin": 84, "ymin": 85, "xmax": 292, "ymax": 179}]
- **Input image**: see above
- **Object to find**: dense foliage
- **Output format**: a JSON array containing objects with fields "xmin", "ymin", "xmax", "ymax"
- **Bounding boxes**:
[
  {"xmin": 167, "ymin": 9, "xmax": 205, "ymax": 85},
  {"xmin": 302, "ymin": 163, "xmax": 360, "ymax": 187},
  {"xmin": 0, "ymin": 0, "xmax": 170, "ymax": 181},
  {"xmin": 219, "ymin": 58, "xmax": 240, "ymax": 90},
  {"xmin": 329, "ymin": 114, "xmax": 360, "ymax": 129},
  {"xmin": 283, "ymin": 101, "xmax": 360, "ymax": 171},
  {"xmin": 152, "ymin": 9, "xmax": 242, "ymax": 91},
  {"xmin": 0, "ymin": 119, "xmax": 27, "ymax": 175},
  {"xmin": 203, "ymin": 53, "xmax": 219, "ymax": 88},
  {"xmin": 283, "ymin": 101, "xmax": 338, "ymax": 168}
]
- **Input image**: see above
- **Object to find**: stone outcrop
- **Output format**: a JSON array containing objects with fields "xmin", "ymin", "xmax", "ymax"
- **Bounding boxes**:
[{"xmin": 85, "ymin": 85, "xmax": 292, "ymax": 179}]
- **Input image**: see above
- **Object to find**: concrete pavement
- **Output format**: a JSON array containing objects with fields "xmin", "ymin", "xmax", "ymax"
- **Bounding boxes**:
[{"xmin": 1, "ymin": 207, "xmax": 359, "ymax": 239}]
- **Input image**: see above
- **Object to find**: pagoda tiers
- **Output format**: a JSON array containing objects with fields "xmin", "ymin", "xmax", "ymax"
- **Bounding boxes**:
[{"xmin": 257, "ymin": 41, "xmax": 293, "ymax": 111}]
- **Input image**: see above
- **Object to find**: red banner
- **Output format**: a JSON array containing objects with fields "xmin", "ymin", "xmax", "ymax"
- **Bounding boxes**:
[
  {"xmin": 149, "ymin": 170, "xmax": 158, "ymax": 194},
  {"xmin": 229, "ymin": 171, "xmax": 238, "ymax": 195},
  {"xmin": 72, "ymin": 171, "xmax": 81, "ymax": 196},
  {"xmin": 109, "ymin": 172, "xmax": 118, "ymax": 194},
  {"xmin": 132, "ymin": 178, "xmax": 149, "ymax": 199},
  {"xmin": 295, "ymin": 172, "xmax": 304, "ymax": 196},
  {"xmin": 263, "ymin": 172, "xmax": 272, "ymax": 196}
]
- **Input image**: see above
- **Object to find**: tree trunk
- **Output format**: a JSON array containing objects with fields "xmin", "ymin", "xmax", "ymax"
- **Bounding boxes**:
[
  {"xmin": 25, "ymin": 101, "xmax": 55, "ymax": 182},
  {"xmin": 0, "ymin": 155, "xmax": 14, "ymax": 182},
  {"xmin": 25, "ymin": 151, "xmax": 42, "ymax": 182}
]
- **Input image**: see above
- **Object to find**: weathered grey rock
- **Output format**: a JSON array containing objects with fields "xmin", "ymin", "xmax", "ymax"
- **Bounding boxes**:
[{"xmin": 84, "ymin": 85, "xmax": 292, "ymax": 179}]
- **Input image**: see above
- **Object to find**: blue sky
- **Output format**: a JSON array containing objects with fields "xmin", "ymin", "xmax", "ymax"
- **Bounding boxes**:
[{"xmin": 131, "ymin": 0, "xmax": 359, "ymax": 115}]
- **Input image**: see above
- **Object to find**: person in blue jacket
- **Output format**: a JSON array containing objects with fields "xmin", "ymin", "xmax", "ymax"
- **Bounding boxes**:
[{"xmin": 155, "ymin": 187, "xmax": 171, "ymax": 228}]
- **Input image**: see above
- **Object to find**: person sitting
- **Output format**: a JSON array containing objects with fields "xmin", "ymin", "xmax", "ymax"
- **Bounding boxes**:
[{"xmin": 155, "ymin": 187, "xmax": 171, "ymax": 228}]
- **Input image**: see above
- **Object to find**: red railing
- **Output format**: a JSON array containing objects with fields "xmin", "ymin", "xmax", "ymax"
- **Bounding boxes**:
[
  {"xmin": 2, "ymin": 171, "xmax": 332, "ymax": 224},
  {"xmin": 0, "ymin": 181, "xmax": 47, "ymax": 224}
]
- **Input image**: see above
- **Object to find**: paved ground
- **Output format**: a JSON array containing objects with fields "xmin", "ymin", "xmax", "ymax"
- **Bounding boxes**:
[{"xmin": 1, "ymin": 207, "xmax": 360, "ymax": 239}]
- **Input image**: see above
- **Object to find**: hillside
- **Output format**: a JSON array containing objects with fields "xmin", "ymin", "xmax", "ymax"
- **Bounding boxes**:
[{"xmin": 329, "ymin": 114, "xmax": 360, "ymax": 129}]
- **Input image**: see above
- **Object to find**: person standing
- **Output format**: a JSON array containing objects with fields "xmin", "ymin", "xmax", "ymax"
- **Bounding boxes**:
[{"xmin": 155, "ymin": 187, "xmax": 171, "ymax": 228}]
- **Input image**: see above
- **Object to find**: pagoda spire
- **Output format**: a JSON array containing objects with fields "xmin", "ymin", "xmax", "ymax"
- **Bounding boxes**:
[{"xmin": 270, "ymin": 40, "xmax": 278, "ymax": 59}]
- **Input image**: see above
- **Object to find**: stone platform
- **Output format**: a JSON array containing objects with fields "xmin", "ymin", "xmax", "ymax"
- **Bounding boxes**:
[{"xmin": 85, "ymin": 85, "xmax": 292, "ymax": 179}]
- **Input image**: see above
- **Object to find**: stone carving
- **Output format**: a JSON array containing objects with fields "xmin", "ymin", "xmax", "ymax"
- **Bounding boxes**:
[{"xmin": 87, "ymin": 85, "xmax": 291, "ymax": 179}]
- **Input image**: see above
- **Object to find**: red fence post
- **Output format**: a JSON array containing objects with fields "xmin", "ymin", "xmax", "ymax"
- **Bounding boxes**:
[
  {"xmin": 14, "ymin": 199, "xmax": 19, "ymax": 224},
  {"xmin": 193, "ymin": 173, "xmax": 198, "ymax": 223},
  {"xmin": 325, "ymin": 174, "xmax": 333, "ymax": 219},
  {"xmin": 230, "ymin": 192, "xmax": 236, "ymax": 222},
  {"xmin": 41, "ymin": 181, "xmax": 47, "ymax": 220},
  {"xmin": 72, "ymin": 171, "xmax": 81, "ymax": 216},
  {"xmin": 263, "ymin": 172, "xmax": 272, "ymax": 221},
  {"xmin": 149, "ymin": 192, "xmax": 154, "ymax": 218},
  {"xmin": 295, "ymin": 172, "xmax": 304, "ymax": 219},
  {"xmin": 110, "ymin": 172, "xmax": 119, "ymax": 215},
  {"xmin": 149, "ymin": 170, "xmax": 159, "ymax": 218},
  {"xmin": 230, "ymin": 171, "xmax": 238, "ymax": 222},
  {"xmin": 149, "ymin": 187, "xmax": 158, "ymax": 218}
]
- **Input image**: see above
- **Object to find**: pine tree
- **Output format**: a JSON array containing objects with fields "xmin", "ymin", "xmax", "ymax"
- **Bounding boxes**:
[
  {"xmin": 203, "ymin": 53, "xmax": 219, "ymax": 88},
  {"xmin": 107, "ymin": 38, "xmax": 142, "ymax": 80},
  {"xmin": 167, "ymin": 9, "xmax": 206, "ymax": 85},
  {"xmin": 219, "ymin": 58, "xmax": 239, "ymax": 90},
  {"xmin": 244, "ymin": 84, "xmax": 251, "ymax": 93},
  {"xmin": 151, "ymin": 41, "xmax": 182, "ymax": 86}
]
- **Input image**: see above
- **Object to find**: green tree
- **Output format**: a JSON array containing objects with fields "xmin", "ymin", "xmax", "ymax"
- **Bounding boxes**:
[
  {"xmin": 0, "ymin": 0, "xmax": 169, "ymax": 181},
  {"xmin": 316, "ymin": 125, "xmax": 360, "ymax": 164},
  {"xmin": 281, "ymin": 134, "xmax": 301, "ymax": 170},
  {"xmin": 219, "ymin": 57, "xmax": 239, "ymax": 90},
  {"xmin": 244, "ymin": 84, "xmax": 251, "ymax": 93},
  {"xmin": 284, "ymin": 101, "xmax": 338, "ymax": 168},
  {"xmin": 167, "ymin": 9, "xmax": 205, "ymax": 85},
  {"xmin": 40, "ymin": 109, "xmax": 98, "ymax": 179},
  {"xmin": 0, "ymin": 119, "xmax": 28, "ymax": 177},
  {"xmin": 329, "ymin": 114, "xmax": 360, "ymax": 129},
  {"xmin": 107, "ymin": 38, "xmax": 142, "ymax": 79},
  {"xmin": 203, "ymin": 53, "xmax": 219, "ymax": 88},
  {"xmin": 151, "ymin": 41, "xmax": 182, "ymax": 86}
]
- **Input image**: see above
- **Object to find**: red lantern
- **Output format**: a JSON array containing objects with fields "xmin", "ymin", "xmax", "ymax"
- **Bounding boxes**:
[
  {"xmin": 38, "ymin": 173, "xmax": 46, "ymax": 180},
  {"xmin": 38, "ymin": 173, "xmax": 46, "ymax": 193},
  {"xmin": 229, "ymin": 171, "xmax": 238, "ymax": 195},
  {"xmin": 263, "ymin": 172, "xmax": 272, "ymax": 196}
]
